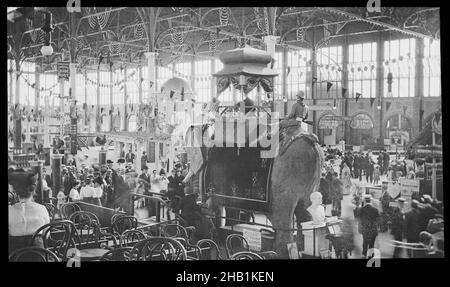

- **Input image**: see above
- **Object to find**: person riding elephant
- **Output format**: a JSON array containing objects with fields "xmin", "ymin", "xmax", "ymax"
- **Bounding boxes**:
[{"xmin": 183, "ymin": 114, "xmax": 323, "ymax": 258}]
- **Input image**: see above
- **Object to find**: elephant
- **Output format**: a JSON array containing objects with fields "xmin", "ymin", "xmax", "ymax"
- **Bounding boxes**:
[{"xmin": 183, "ymin": 119, "xmax": 324, "ymax": 258}]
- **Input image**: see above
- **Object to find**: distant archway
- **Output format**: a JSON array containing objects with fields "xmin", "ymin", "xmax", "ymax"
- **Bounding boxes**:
[{"xmin": 385, "ymin": 113, "xmax": 412, "ymax": 146}]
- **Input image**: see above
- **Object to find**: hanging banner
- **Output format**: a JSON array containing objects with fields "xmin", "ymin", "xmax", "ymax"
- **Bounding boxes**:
[
  {"xmin": 350, "ymin": 113, "xmax": 373, "ymax": 129},
  {"xmin": 57, "ymin": 61, "xmax": 70, "ymax": 81}
]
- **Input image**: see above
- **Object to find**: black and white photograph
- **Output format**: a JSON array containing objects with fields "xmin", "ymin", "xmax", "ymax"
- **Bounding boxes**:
[{"xmin": 7, "ymin": 4, "xmax": 443, "ymax": 265}]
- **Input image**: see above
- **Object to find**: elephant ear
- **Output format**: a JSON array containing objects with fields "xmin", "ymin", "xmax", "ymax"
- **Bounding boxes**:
[
  {"xmin": 259, "ymin": 77, "xmax": 274, "ymax": 92},
  {"xmin": 216, "ymin": 77, "xmax": 231, "ymax": 95}
]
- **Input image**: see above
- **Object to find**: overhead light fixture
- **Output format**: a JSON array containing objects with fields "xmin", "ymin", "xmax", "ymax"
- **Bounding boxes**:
[
  {"xmin": 40, "ymin": 45, "xmax": 53, "ymax": 56},
  {"xmin": 40, "ymin": 12, "xmax": 54, "ymax": 56}
]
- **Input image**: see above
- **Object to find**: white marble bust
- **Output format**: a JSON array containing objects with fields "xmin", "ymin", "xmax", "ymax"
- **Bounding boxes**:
[{"xmin": 307, "ymin": 191, "xmax": 326, "ymax": 224}]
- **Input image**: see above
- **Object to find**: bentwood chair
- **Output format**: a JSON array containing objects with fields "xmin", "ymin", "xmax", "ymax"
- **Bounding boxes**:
[
  {"xmin": 129, "ymin": 237, "xmax": 188, "ymax": 261},
  {"xmin": 44, "ymin": 203, "xmax": 56, "ymax": 221},
  {"xmin": 197, "ymin": 239, "xmax": 225, "ymax": 260},
  {"xmin": 112, "ymin": 215, "xmax": 138, "ymax": 235},
  {"xmin": 110, "ymin": 213, "xmax": 127, "ymax": 226},
  {"xmin": 31, "ymin": 220, "xmax": 77, "ymax": 261},
  {"xmin": 9, "ymin": 247, "xmax": 61, "ymax": 262},
  {"xmin": 69, "ymin": 211, "xmax": 118, "ymax": 261},
  {"xmin": 120, "ymin": 229, "xmax": 147, "ymax": 247},
  {"xmin": 225, "ymin": 234, "xmax": 249, "ymax": 259},
  {"xmin": 230, "ymin": 251, "xmax": 263, "ymax": 260},
  {"xmin": 258, "ymin": 251, "xmax": 278, "ymax": 259},
  {"xmin": 60, "ymin": 202, "xmax": 81, "ymax": 219},
  {"xmin": 98, "ymin": 247, "xmax": 134, "ymax": 261}
]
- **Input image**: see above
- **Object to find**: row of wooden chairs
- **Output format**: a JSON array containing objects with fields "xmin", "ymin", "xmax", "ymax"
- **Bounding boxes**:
[{"xmin": 9, "ymin": 227, "xmax": 278, "ymax": 261}]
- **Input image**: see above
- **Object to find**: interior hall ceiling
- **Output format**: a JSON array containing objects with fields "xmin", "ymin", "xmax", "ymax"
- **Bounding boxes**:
[{"xmin": 7, "ymin": 7, "xmax": 440, "ymax": 72}]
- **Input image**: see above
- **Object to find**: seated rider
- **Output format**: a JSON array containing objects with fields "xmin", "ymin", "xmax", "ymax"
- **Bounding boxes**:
[{"xmin": 287, "ymin": 91, "xmax": 309, "ymax": 131}]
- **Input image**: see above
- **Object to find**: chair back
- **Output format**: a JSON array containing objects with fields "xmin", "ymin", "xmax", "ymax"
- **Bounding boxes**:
[
  {"xmin": 197, "ymin": 239, "xmax": 223, "ymax": 260},
  {"xmin": 225, "ymin": 234, "xmax": 249, "ymax": 258},
  {"xmin": 230, "ymin": 251, "xmax": 263, "ymax": 260},
  {"xmin": 44, "ymin": 203, "xmax": 56, "ymax": 221},
  {"xmin": 69, "ymin": 210, "xmax": 102, "ymax": 248},
  {"xmin": 258, "ymin": 251, "xmax": 278, "ymax": 259},
  {"xmin": 9, "ymin": 247, "xmax": 61, "ymax": 262},
  {"xmin": 99, "ymin": 247, "xmax": 133, "ymax": 261},
  {"xmin": 120, "ymin": 229, "xmax": 147, "ymax": 247},
  {"xmin": 162, "ymin": 224, "xmax": 189, "ymax": 239},
  {"xmin": 110, "ymin": 213, "xmax": 127, "ymax": 226},
  {"xmin": 31, "ymin": 220, "xmax": 77, "ymax": 261},
  {"xmin": 112, "ymin": 215, "xmax": 138, "ymax": 235},
  {"xmin": 61, "ymin": 202, "xmax": 81, "ymax": 219},
  {"xmin": 129, "ymin": 237, "xmax": 187, "ymax": 261}
]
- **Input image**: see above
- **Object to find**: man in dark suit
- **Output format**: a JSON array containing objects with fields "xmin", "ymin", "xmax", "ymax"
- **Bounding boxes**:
[
  {"xmin": 140, "ymin": 151, "xmax": 148, "ymax": 171},
  {"xmin": 355, "ymin": 195, "xmax": 380, "ymax": 258},
  {"xmin": 138, "ymin": 166, "xmax": 151, "ymax": 193},
  {"xmin": 418, "ymin": 195, "xmax": 439, "ymax": 232},
  {"xmin": 125, "ymin": 149, "xmax": 135, "ymax": 164},
  {"xmin": 390, "ymin": 197, "xmax": 406, "ymax": 258},
  {"xmin": 404, "ymin": 200, "xmax": 423, "ymax": 258}
]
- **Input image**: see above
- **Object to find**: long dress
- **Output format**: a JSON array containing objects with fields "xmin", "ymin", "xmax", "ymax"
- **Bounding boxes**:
[{"xmin": 341, "ymin": 164, "xmax": 353, "ymax": 195}]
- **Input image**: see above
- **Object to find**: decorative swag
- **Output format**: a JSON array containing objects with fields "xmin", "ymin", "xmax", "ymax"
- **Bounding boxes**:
[{"xmin": 216, "ymin": 76, "xmax": 274, "ymax": 95}]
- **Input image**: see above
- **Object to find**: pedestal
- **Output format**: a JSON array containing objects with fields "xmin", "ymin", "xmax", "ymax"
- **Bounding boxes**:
[
  {"xmin": 30, "ymin": 160, "xmax": 45, "ymax": 203},
  {"xmin": 52, "ymin": 154, "xmax": 63, "ymax": 195},
  {"xmin": 99, "ymin": 148, "xmax": 107, "ymax": 166},
  {"xmin": 43, "ymin": 147, "xmax": 51, "ymax": 166},
  {"xmin": 301, "ymin": 218, "xmax": 342, "ymax": 258}
]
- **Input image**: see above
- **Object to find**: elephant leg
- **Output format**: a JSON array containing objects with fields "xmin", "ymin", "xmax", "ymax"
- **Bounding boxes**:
[
  {"xmin": 269, "ymin": 200, "xmax": 298, "ymax": 259},
  {"xmin": 294, "ymin": 199, "xmax": 310, "ymax": 252}
]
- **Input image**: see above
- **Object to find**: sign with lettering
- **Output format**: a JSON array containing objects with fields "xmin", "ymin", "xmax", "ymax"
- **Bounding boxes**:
[
  {"xmin": 398, "ymin": 178, "xmax": 419, "ymax": 212},
  {"xmin": 57, "ymin": 61, "xmax": 70, "ymax": 81},
  {"xmin": 387, "ymin": 181, "xmax": 401, "ymax": 199},
  {"xmin": 242, "ymin": 228, "xmax": 262, "ymax": 252},
  {"xmin": 350, "ymin": 114, "xmax": 373, "ymax": 129},
  {"xmin": 307, "ymin": 105, "xmax": 334, "ymax": 111},
  {"xmin": 318, "ymin": 116, "xmax": 339, "ymax": 129},
  {"xmin": 415, "ymin": 148, "xmax": 442, "ymax": 158}
]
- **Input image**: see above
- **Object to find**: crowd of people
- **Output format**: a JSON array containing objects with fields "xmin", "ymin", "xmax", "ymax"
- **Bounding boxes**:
[{"xmin": 317, "ymin": 145, "xmax": 443, "ymax": 258}]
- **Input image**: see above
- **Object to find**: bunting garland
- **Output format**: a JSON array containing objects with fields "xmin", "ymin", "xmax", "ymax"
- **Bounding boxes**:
[
  {"xmin": 19, "ymin": 73, "xmax": 58, "ymax": 92},
  {"xmin": 355, "ymin": 93, "xmax": 361, "ymax": 102},
  {"xmin": 386, "ymin": 101, "xmax": 391, "ymax": 112},
  {"xmin": 326, "ymin": 81, "xmax": 333, "ymax": 93},
  {"xmin": 342, "ymin": 87, "xmax": 347, "ymax": 98}
]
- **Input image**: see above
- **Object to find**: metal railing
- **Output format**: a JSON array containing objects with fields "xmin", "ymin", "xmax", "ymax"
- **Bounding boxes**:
[{"xmin": 130, "ymin": 192, "xmax": 170, "ymax": 223}]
